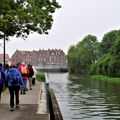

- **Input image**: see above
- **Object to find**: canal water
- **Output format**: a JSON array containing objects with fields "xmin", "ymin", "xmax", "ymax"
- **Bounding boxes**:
[{"xmin": 47, "ymin": 72, "xmax": 120, "ymax": 120}]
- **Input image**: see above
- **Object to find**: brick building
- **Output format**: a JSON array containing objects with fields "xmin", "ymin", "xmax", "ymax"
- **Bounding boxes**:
[
  {"xmin": 0, "ymin": 53, "xmax": 10, "ymax": 64},
  {"xmin": 11, "ymin": 49, "xmax": 67, "ymax": 68}
]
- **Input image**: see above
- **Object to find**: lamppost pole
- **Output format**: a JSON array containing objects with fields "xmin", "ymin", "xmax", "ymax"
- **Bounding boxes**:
[{"xmin": 3, "ymin": 33, "xmax": 5, "ymax": 70}]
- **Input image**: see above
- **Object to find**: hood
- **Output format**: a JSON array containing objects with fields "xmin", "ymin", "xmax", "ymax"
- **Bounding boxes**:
[{"xmin": 9, "ymin": 67, "xmax": 17, "ymax": 72}]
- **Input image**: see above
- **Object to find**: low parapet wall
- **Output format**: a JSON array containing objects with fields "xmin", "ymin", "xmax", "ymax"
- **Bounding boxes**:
[
  {"xmin": 49, "ymin": 89, "xmax": 63, "ymax": 120},
  {"xmin": 37, "ymin": 68, "xmax": 68, "ymax": 72},
  {"xmin": 45, "ymin": 73, "xmax": 63, "ymax": 120}
]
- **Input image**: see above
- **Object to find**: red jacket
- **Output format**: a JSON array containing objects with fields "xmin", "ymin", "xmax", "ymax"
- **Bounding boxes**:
[{"xmin": 18, "ymin": 65, "xmax": 29, "ymax": 80}]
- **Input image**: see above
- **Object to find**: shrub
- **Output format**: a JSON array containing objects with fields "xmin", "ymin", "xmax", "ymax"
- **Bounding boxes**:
[{"xmin": 36, "ymin": 72, "xmax": 45, "ymax": 82}]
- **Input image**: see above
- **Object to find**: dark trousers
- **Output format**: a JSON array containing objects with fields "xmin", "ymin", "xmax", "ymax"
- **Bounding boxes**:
[
  {"xmin": 0, "ymin": 86, "xmax": 3, "ymax": 100},
  {"xmin": 8, "ymin": 86, "xmax": 20, "ymax": 108}
]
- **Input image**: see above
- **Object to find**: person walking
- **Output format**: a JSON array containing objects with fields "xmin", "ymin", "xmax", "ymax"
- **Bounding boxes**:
[
  {"xmin": 32, "ymin": 66, "xmax": 37, "ymax": 85},
  {"xmin": 0, "ymin": 63, "xmax": 6, "ymax": 102},
  {"xmin": 6, "ymin": 64, "xmax": 24, "ymax": 111},
  {"xmin": 27, "ymin": 64, "xmax": 34, "ymax": 90},
  {"xmin": 4, "ymin": 63, "xmax": 9, "ymax": 73},
  {"xmin": 18, "ymin": 62, "xmax": 29, "ymax": 94}
]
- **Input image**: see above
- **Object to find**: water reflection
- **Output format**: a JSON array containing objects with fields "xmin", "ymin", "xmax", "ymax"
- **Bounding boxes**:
[{"xmin": 48, "ymin": 73, "xmax": 120, "ymax": 120}]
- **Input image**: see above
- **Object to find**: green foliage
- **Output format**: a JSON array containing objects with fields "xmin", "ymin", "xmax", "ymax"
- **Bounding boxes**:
[
  {"xmin": 108, "ymin": 56, "xmax": 120, "ymax": 77},
  {"xmin": 98, "ymin": 53, "xmax": 111, "ymax": 75},
  {"xmin": 90, "ymin": 29, "xmax": 120, "ymax": 77},
  {"xmin": 0, "ymin": 0, "xmax": 61, "ymax": 39},
  {"xmin": 67, "ymin": 45, "xmax": 76, "ymax": 73},
  {"xmin": 110, "ymin": 36, "xmax": 120, "ymax": 57},
  {"xmin": 67, "ymin": 29, "xmax": 120, "ymax": 77},
  {"xmin": 36, "ymin": 72, "xmax": 45, "ymax": 82},
  {"xmin": 90, "ymin": 52, "xmax": 120, "ymax": 77},
  {"xmin": 99, "ymin": 30, "xmax": 120, "ymax": 56},
  {"xmin": 91, "ymin": 75, "xmax": 120, "ymax": 84},
  {"xmin": 67, "ymin": 34, "xmax": 99, "ymax": 74}
]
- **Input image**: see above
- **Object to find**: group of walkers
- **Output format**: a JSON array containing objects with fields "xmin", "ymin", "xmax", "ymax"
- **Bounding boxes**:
[{"xmin": 0, "ymin": 62, "xmax": 35, "ymax": 111}]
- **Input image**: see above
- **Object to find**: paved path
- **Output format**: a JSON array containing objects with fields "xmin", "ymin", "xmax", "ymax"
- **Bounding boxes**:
[{"xmin": 0, "ymin": 81, "xmax": 50, "ymax": 120}]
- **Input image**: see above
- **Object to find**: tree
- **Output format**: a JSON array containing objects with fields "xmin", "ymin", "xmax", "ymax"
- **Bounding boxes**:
[
  {"xmin": 90, "ymin": 29, "xmax": 120, "ymax": 77},
  {"xmin": 0, "ymin": 0, "xmax": 61, "ymax": 38},
  {"xmin": 80, "ymin": 34, "xmax": 99, "ymax": 63},
  {"xmin": 99, "ymin": 30, "xmax": 120, "ymax": 55},
  {"xmin": 111, "ymin": 36, "xmax": 120, "ymax": 57},
  {"xmin": 67, "ymin": 34, "xmax": 99, "ymax": 74},
  {"xmin": 0, "ymin": 0, "xmax": 61, "ymax": 66},
  {"xmin": 67, "ymin": 45, "xmax": 76, "ymax": 74}
]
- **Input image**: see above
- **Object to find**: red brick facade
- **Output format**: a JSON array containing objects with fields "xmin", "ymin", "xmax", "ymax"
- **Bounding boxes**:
[
  {"xmin": 0, "ymin": 54, "xmax": 10, "ymax": 64},
  {"xmin": 11, "ymin": 49, "xmax": 67, "ymax": 68}
]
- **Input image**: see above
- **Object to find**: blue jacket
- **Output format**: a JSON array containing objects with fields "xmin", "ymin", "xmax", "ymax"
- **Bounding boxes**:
[
  {"xmin": 0, "ymin": 67, "xmax": 6, "ymax": 87},
  {"xmin": 6, "ymin": 67, "xmax": 24, "ymax": 87}
]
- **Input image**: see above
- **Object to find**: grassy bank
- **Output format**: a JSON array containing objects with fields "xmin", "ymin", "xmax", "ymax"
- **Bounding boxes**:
[
  {"xmin": 36, "ymin": 72, "xmax": 45, "ymax": 82},
  {"xmin": 91, "ymin": 75, "xmax": 120, "ymax": 84}
]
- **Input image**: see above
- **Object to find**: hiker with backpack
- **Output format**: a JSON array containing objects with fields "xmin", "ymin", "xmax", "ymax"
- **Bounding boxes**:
[
  {"xmin": 6, "ymin": 64, "xmax": 24, "ymax": 111},
  {"xmin": 27, "ymin": 64, "xmax": 34, "ymax": 90},
  {"xmin": 0, "ymin": 63, "xmax": 6, "ymax": 102},
  {"xmin": 18, "ymin": 62, "xmax": 29, "ymax": 94}
]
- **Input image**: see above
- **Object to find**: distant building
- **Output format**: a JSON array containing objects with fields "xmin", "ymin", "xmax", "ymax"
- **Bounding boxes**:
[
  {"xmin": 11, "ymin": 49, "xmax": 67, "ymax": 68},
  {"xmin": 0, "ymin": 53, "xmax": 10, "ymax": 64}
]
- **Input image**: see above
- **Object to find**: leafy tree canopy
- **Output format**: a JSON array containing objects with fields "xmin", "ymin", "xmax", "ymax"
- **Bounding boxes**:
[
  {"xmin": 67, "ymin": 34, "xmax": 99, "ymax": 74},
  {"xmin": 0, "ymin": 0, "xmax": 61, "ymax": 39},
  {"xmin": 111, "ymin": 36, "xmax": 120, "ymax": 57},
  {"xmin": 99, "ymin": 30, "xmax": 120, "ymax": 55}
]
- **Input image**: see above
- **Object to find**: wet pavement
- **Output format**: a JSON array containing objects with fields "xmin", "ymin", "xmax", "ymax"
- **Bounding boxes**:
[{"xmin": 0, "ymin": 81, "xmax": 50, "ymax": 120}]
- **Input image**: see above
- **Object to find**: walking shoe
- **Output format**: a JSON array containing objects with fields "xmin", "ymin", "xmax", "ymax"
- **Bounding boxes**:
[
  {"xmin": 16, "ymin": 105, "xmax": 20, "ymax": 109},
  {"xmin": 22, "ymin": 90, "xmax": 26, "ymax": 95},
  {"xmin": 10, "ymin": 107, "xmax": 14, "ymax": 111},
  {"xmin": 26, "ymin": 88, "xmax": 28, "ymax": 91}
]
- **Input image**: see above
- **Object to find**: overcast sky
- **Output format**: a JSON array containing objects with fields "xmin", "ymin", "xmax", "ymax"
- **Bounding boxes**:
[{"xmin": 1, "ymin": 0, "xmax": 120, "ymax": 57}]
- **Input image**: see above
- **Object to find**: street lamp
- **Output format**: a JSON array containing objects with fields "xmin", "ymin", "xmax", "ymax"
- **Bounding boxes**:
[
  {"xmin": 0, "ymin": 31, "xmax": 5, "ymax": 69},
  {"xmin": 0, "ymin": 31, "xmax": 6, "ymax": 70},
  {"xmin": 3, "ymin": 33, "xmax": 5, "ymax": 70}
]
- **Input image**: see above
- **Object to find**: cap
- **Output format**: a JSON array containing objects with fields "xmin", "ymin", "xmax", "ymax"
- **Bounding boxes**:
[{"xmin": 21, "ymin": 62, "xmax": 26, "ymax": 66}]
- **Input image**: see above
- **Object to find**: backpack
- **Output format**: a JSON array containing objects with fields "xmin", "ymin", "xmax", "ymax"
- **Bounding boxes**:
[
  {"xmin": 21, "ymin": 66, "xmax": 27, "ymax": 76},
  {"xmin": 8, "ymin": 70, "xmax": 19, "ymax": 85},
  {"xmin": 28, "ymin": 67, "xmax": 34, "ymax": 77}
]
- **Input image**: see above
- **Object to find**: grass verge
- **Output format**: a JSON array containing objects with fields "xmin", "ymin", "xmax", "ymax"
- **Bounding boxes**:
[
  {"xmin": 36, "ymin": 72, "xmax": 45, "ymax": 82},
  {"xmin": 91, "ymin": 75, "xmax": 120, "ymax": 84}
]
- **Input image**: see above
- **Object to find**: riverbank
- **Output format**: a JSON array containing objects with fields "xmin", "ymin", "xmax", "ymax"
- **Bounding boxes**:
[
  {"xmin": 91, "ymin": 75, "xmax": 120, "ymax": 84},
  {"xmin": 68, "ymin": 74, "xmax": 120, "ymax": 84}
]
